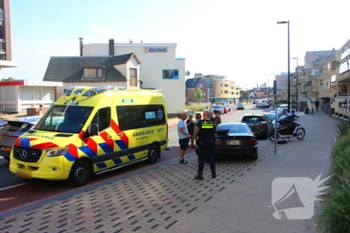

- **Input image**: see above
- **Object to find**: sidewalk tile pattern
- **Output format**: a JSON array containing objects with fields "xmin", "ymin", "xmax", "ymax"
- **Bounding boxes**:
[{"xmin": 0, "ymin": 141, "xmax": 274, "ymax": 233}]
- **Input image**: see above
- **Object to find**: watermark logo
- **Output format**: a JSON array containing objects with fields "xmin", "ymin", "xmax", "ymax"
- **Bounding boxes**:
[{"xmin": 271, "ymin": 174, "xmax": 331, "ymax": 220}]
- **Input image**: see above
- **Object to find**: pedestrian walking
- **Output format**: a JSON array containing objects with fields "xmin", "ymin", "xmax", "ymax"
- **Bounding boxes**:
[
  {"xmin": 190, "ymin": 111, "xmax": 216, "ymax": 180},
  {"xmin": 213, "ymin": 110, "xmax": 221, "ymax": 126},
  {"xmin": 315, "ymin": 99, "xmax": 320, "ymax": 111},
  {"xmin": 177, "ymin": 112, "xmax": 192, "ymax": 164}
]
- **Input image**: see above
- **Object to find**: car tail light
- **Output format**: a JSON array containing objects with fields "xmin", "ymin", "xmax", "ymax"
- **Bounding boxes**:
[
  {"xmin": 244, "ymin": 139, "xmax": 257, "ymax": 145},
  {"xmin": 215, "ymin": 140, "xmax": 225, "ymax": 145},
  {"xmin": 261, "ymin": 123, "xmax": 266, "ymax": 129}
]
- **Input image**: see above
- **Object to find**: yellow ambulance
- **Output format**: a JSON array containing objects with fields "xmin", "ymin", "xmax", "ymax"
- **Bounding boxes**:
[{"xmin": 9, "ymin": 86, "xmax": 168, "ymax": 186}]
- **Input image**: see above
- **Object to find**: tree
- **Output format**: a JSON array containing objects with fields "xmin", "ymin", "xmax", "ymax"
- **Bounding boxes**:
[{"xmin": 194, "ymin": 88, "xmax": 203, "ymax": 103}]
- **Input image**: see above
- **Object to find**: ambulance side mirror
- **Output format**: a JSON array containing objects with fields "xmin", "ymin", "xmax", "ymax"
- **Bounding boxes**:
[{"xmin": 89, "ymin": 124, "xmax": 99, "ymax": 137}]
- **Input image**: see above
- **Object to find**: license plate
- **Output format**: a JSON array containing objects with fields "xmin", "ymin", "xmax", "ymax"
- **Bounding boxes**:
[
  {"xmin": 228, "ymin": 140, "xmax": 241, "ymax": 145},
  {"xmin": 16, "ymin": 169, "xmax": 32, "ymax": 179},
  {"xmin": 1, "ymin": 147, "xmax": 11, "ymax": 152}
]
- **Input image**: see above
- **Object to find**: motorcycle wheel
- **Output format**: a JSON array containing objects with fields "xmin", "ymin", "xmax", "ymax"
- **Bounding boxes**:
[
  {"xmin": 269, "ymin": 132, "xmax": 278, "ymax": 142},
  {"xmin": 296, "ymin": 127, "xmax": 306, "ymax": 140}
]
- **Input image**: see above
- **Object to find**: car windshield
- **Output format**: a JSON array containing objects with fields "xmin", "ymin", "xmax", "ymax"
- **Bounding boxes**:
[
  {"xmin": 217, "ymin": 124, "xmax": 251, "ymax": 134},
  {"xmin": 237, "ymin": 103, "xmax": 244, "ymax": 106},
  {"xmin": 34, "ymin": 105, "xmax": 93, "ymax": 133},
  {"xmin": 242, "ymin": 116, "xmax": 263, "ymax": 122},
  {"xmin": 213, "ymin": 106, "xmax": 221, "ymax": 109},
  {"xmin": 1, "ymin": 121, "xmax": 33, "ymax": 132}
]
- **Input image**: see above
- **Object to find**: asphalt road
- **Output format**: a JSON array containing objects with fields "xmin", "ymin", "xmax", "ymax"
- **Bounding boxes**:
[{"xmin": 0, "ymin": 103, "xmax": 270, "ymax": 212}]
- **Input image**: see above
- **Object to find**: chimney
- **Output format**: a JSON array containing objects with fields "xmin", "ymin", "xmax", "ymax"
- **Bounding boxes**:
[
  {"xmin": 79, "ymin": 38, "xmax": 84, "ymax": 56},
  {"xmin": 109, "ymin": 38, "xmax": 114, "ymax": 56}
]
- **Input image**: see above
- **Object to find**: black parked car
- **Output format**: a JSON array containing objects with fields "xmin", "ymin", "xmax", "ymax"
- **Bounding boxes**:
[
  {"xmin": 214, "ymin": 123, "xmax": 258, "ymax": 160},
  {"xmin": 241, "ymin": 114, "xmax": 272, "ymax": 140}
]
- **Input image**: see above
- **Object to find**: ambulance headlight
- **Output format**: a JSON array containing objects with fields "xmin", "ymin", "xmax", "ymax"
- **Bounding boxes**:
[{"xmin": 46, "ymin": 147, "xmax": 70, "ymax": 157}]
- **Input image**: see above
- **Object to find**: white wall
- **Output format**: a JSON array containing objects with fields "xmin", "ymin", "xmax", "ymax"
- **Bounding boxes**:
[{"xmin": 83, "ymin": 43, "xmax": 185, "ymax": 115}]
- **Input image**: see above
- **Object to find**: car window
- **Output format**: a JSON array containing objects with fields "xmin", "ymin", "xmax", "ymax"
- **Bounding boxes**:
[
  {"xmin": 217, "ymin": 125, "xmax": 251, "ymax": 134},
  {"xmin": 242, "ymin": 116, "xmax": 263, "ymax": 122}
]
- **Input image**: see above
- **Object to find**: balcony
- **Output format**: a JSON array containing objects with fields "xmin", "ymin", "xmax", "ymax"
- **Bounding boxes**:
[
  {"xmin": 302, "ymin": 86, "xmax": 313, "ymax": 92},
  {"xmin": 331, "ymin": 97, "xmax": 350, "ymax": 118}
]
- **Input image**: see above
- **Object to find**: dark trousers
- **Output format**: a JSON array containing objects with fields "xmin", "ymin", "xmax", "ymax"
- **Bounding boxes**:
[{"xmin": 197, "ymin": 141, "xmax": 215, "ymax": 173}]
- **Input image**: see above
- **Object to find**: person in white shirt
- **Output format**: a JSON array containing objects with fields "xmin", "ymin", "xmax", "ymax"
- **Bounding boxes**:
[
  {"xmin": 290, "ymin": 109, "xmax": 299, "ymax": 130},
  {"xmin": 177, "ymin": 112, "xmax": 192, "ymax": 164}
]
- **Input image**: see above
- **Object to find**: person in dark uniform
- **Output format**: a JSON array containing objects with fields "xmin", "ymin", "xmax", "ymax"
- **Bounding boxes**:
[{"xmin": 190, "ymin": 110, "xmax": 216, "ymax": 180}]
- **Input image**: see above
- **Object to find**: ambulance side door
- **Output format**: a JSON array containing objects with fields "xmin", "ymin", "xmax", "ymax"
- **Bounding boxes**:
[
  {"xmin": 113, "ymin": 105, "xmax": 148, "ymax": 166},
  {"xmin": 85, "ymin": 106, "xmax": 114, "ymax": 171}
]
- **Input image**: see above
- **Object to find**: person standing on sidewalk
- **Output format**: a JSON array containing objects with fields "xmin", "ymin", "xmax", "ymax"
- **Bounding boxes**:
[
  {"xmin": 213, "ymin": 110, "xmax": 221, "ymax": 126},
  {"xmin": 315, "ymin": 99, "xmax": 320, "ymax": 111},
  {"xmin": 177, "ymin": 112, "xmax": 192, "ymax": 164},
  {"xmin": 190, "ymin": 110, "xmax": 216, "ymax": 180}
]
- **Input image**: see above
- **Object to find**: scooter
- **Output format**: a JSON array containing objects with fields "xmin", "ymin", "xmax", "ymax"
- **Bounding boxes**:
[{"xmin": 269, "ymin": 115, "xmax": 306, "ymax": 142}]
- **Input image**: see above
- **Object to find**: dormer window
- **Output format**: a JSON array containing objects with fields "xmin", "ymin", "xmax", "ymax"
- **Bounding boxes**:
[{"xmin": 82, "ymin": 66, "xmax": 104, "ymax": 80}]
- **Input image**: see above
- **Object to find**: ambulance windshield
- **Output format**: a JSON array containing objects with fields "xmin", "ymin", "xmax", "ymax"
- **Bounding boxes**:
[{"xmin": 34, "ymin": 105, "xmax": 93, "ymax": 133}]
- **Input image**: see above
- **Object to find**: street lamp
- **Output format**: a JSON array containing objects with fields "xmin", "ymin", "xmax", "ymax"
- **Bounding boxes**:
[
  {"xmin": 292, "ymin": 57, "xmax": 298, "ymax": 111},
  {"xmin": 277, "ymin": 20, "xmax": 290, "ymax": 112}
]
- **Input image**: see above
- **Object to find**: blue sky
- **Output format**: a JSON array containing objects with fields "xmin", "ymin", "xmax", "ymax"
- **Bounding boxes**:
[{"xmin": 2, "ymin": 0, "xmax": 350, "ymax": 89}]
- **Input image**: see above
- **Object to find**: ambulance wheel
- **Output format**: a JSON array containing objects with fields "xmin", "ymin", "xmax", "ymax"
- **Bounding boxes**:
[
  {"xmin": 68, "ymin": 160, "xmax": 91, "ymax": 187},
  {"xmin": 147, "ymin": 144, "xmax": 159, "ymax": 164}
]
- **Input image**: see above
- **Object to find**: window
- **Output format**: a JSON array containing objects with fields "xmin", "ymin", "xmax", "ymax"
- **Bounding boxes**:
[
  {"xmin": 199, "ymin": 84, "xmax": 202, "ymax": 88},
  {"xmin": 225, "ymin": 90, "xmax": 228, "ymax": 94},
  {"xmin": 224, "ymin": 84, "xmax": 229, "ymax": 87},
  {"xmin": 220, "ymin": 83, "xmax": 223, "ymax": 87},
  {"xmin": 220, "ymin": 90, "xmax": 223, "ymax": 94},
  {"xmin": 130, "ymin": 68, "xmax": 137, "ymax": 86},
  {"xmin": 117, "ymin": 105, "xmax": 166, "ymax": 131},
  {"xmin": 83, "ymin": 67, "xmax": 104, "ymax": 80},
  {"xmin": 91, "ymin": 107, "xmax": 111, "ymax": 132},
  {"xmin": 162, "ymin": 69, "xmax": 179, "ymax": 79}
]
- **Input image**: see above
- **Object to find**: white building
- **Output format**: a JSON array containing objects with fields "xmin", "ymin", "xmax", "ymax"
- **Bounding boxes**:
[
  {"xmin": 83, "ymin": 40, "xmax": 186, "ymax": 116},
  {"xmin": 0, "ymin": 79, "xmax": 62, "ymax": 113}
]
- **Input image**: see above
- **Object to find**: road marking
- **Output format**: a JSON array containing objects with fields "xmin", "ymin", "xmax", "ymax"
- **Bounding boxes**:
[{"xmin": 0, "ymin": 183, "xmax": 26, "ymax": 191}]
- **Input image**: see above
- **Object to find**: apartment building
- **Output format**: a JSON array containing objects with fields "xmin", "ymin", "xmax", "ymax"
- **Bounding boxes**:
[
  {"xmin": 202, "ymin": 75, "xmax": 240, "ymax": 104},
  {"xmin": 330, "ymin": 38, "xmax": 350, "ymax": 118},
  {"xmin": 296, "ymin": 50, "xmax": 336, "ymax": 100},
  {"xmin": 0, "ymin": 0, "xmax": 18, "ymax": 75}
]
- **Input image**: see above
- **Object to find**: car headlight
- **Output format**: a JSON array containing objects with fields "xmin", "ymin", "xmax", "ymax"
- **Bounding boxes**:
[{"xmin": 46, "ymin": 147, "xmax": 70, "ymax": 157}]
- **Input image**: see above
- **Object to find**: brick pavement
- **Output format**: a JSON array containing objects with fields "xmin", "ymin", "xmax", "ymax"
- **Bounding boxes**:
[{"xmin": 0, "ymin": 109, "xmax": 337, "ymax": 232}]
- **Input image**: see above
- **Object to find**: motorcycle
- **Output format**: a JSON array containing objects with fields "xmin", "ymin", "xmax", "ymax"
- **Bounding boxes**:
[{"xmin": 269, "ymin": 115, "xmax": 306, "ymax": 142}]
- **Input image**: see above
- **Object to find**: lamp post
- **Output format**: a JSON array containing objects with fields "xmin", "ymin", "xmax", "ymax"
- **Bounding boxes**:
[
  {"xmin": 292, "ymin": 57, "xmax": 298, "ymax": 111},
  {"xmin": 277, "ymin": 20, "xmax": 290, "ymax": 112}
]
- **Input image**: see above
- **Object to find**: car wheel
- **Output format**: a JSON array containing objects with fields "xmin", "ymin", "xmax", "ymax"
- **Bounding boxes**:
[
  {"xmin": 68, "ymin": 160, "xmax": 92, "ymax": 187},
  {"xmin": 250, "ymin": 152, "xmax": 258, "ymax": 160},
  {"xmin": 147, "ymin": 144, "xmax": 159, "ymax": 164},
  {"xmin": 296, "ymin": 128, "xmax": 306, "ymax": 140}
]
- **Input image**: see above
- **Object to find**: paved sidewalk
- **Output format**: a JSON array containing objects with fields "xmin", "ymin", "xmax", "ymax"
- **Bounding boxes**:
[{"xmin": 0, "ymin": 110, "xmax": 337, "ymax": 232}]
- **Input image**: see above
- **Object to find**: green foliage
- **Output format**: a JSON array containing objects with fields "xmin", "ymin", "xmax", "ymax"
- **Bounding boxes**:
[
  {"xmin": 334, "ymin": 120, "xmax": 350, "ymax": 136},
  {"xmin": 317, "ymin": 134, "xmax": 350, "ymax": 232},
  {"xmin": 187, "ymin": 106, "xmax": 206, "ymax": 111},
  {"xmin": 194, "ymin": 88, "xmax": 203, "ymax": 102}
]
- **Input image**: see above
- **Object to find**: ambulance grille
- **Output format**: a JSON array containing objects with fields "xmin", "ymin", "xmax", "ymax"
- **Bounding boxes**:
[{"xmin": 13, "ymin": 146, "xmax": 42, "ymax": 163}]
